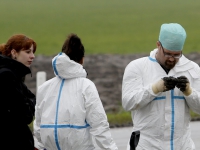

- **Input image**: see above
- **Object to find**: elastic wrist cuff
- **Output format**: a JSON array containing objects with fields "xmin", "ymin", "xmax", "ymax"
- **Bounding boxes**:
[{"xmin": 183, "ymin": 88, "xmax": 192, "ymax": 96}]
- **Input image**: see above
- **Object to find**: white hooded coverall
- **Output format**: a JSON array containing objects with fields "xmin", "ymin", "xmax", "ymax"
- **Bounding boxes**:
[
  {"xmin": 34, "ymin": 52, "xmax": 118, "ymax": 150},
  {"xmin": 122, "ymin": 49, "xmax": 200, "ymax": 150}
]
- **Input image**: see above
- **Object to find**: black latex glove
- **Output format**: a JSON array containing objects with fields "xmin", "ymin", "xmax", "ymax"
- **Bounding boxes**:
[
  {"xmin": 162, "ymin": 76, "xmax": 178, "ymax": 91},
  {"xmin": 176, "ymin": 76, "xmax": 189, "ymax": 92}
]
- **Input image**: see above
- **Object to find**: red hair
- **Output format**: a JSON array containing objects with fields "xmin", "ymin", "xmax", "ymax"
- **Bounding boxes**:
[{"xmin": 0, "ymin": 34, "xmax": 37, "ymax": 57}]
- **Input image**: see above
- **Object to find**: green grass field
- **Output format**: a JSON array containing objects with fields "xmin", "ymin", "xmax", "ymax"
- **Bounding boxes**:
[
  {"xmin": 2, "ymin": 0, "xmax": 200, "ymax": 128},
  {"xmin": 1, "ymin": 0, "xmax": 200, "ymax": 55},
  {"xmin": 29, "ymin": 109, "xmax": 200, "ymax": 131}
]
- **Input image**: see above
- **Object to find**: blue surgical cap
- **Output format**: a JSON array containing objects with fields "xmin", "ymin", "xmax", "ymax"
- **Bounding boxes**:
[{"xmin": 159, "ymin": 23, "xmax": 186, "ymax": 51}]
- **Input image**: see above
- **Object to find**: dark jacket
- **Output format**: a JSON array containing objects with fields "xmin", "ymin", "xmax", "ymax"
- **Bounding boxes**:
[{"xmin": 0, "ymin": 55, "xmax": 36, "ymax": 150}]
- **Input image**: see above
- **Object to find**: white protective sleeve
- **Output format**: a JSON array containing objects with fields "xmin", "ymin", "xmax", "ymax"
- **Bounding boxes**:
[
  {"xmin": 122, "ymin": 59, "xmax": 158, "ymax": 111},
  {"xmin": 83, "ymin": 82, "xmax": 118, "ymax": 150},
  {"xmin": 184, "ymin": 63, "xmax": 200, "ymax": 114}
]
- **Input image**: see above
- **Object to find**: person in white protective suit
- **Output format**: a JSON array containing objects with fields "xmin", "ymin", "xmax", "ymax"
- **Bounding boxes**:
[
  {"xmin": 122, "ymin": 23, "xmax": 200, "ymax": 150},
  {"xmin": 33, "ymin": 33, "xmax": 118, "ymax": 150}
]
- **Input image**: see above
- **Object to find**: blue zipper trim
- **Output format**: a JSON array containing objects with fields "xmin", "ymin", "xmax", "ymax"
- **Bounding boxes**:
[
  {"xmin": 170, "ymin": 90, "xmax": 175, "ymax": 150},
  {"xmin": 41, "ymin": 123, "xmax": 90, "ymax": 129},
  {"xmin": 153, "ymin": 96, "xmax": 166, "ymax": 100},
  {"xmin": 52, "ymin": 52, "xmax": 62, "ymax": 76}
]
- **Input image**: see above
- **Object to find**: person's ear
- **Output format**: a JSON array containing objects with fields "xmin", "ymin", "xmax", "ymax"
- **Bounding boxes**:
[
  {"xmin": 79, "ymin": 57, "xmax": 84, "ymax": 65},
  {"xmin": 156, "ymin": 41, "xmax": 160, "ymax": 48},
  {"xmin": 11, "ymin": 49, "xmax": 17, "ymax": 59}
]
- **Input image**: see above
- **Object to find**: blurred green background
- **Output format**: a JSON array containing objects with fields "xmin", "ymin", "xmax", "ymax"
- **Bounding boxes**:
[
  {"xmin": 1, "ymin": 0, "xmax": 200, "ymax": 128},
  {"xmin": 0, "ymin": 0, "xmax": 200, "ymax": 56}
]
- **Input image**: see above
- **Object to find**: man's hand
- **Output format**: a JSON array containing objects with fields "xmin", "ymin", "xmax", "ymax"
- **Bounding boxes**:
[
  {"xmin": 176, "ymin": 76, "xmax": 192, "ymax": 96},
  {"xmin": 162, "ymin": 76, "xmax": 178, "ymax": 90},
  {"xmin": 152, "ymin": 76, "xmax": 177, "ymax": 94}
]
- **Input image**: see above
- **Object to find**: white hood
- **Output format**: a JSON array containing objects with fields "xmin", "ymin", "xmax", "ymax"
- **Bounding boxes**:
[{"xmin": 52, "ymin": 52, "xmax": 87, "ymax": 79}]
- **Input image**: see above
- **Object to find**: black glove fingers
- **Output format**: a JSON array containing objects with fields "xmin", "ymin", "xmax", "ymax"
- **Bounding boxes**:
[
  {"xmin": 162, "ymin": 76, "xmax": 189, "ymax": 92},
  {"xmin": 162, "ymin": 77, "xmax": 169, "ymax": 82},
  {"xmin": 177, "ymin": 79, "xmax": 188, "ymax": 84},
  {"xmin": 163, "ymin": 76, "xmax": 177, "ymax": 90},
  {"xmin": 176, "ymin": 83, "xmax": 187, "ymax": 91},
  {"xmin": 176, "ymin": 82, "xmax": 186, "ymax": 87},
  {"xmin": 166, "ymin": 85, "xmax": 176, "ymax": 90},
  {"xmin": 177, "ymin": 76, "xmax": 187, "ymax": 79},
  {"xmin": 180, "ymin": 87, "xmax": 186, "ymax": 92},
  {"xmin": 176, "ymin": 84, "xmax": 181, "ymax": 89},
  {"xmin": 165, "ymin": 82, "xmax": 176, "ymax": 87},
  {"xmin": 177, "ymin": 76, "xmax": 189, "ymax": 82}
]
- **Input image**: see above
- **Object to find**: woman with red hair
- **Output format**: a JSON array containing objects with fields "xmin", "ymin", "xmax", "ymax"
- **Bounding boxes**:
[{"xmin": 0, "ymin": 34, "xmax": 37, "ymax": 150}]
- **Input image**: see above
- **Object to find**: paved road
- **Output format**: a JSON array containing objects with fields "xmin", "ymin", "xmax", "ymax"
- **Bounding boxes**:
[{"xmin": 94, "ymin": 121, "xmax": 200, "ymax": 150}]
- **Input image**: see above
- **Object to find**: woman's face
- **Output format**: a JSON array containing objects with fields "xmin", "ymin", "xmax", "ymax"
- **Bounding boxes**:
[{"xmin": 13, "ymin": 44, "xmax": 35, "ymax": 67}]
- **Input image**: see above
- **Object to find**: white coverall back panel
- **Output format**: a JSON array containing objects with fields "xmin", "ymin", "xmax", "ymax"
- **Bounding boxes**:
[{"xmin": 34, "ymin": 52, "xmax": 118, "ymax": 150}]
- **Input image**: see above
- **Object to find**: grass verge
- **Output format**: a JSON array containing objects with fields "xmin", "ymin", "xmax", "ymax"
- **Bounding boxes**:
[
  {"xmin": 107, "ymin": 110, "xmax": 200, "ymax": 128},
  {"xmin": 29, "ymin": 110, "xmax": 200, "ymax": 132}
]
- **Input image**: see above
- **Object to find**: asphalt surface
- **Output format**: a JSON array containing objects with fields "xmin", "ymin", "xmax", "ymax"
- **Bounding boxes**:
[{"xmin": 94, "ymin": 121, "xmax": 200, "ymax": 150}]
